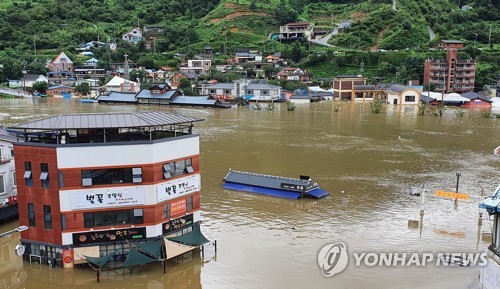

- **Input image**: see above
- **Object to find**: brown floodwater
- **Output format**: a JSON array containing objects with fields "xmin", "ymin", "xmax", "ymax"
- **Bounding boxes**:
[{"xmin": 0, "ymin": 98, "xmax": 499, "ymax": 289}]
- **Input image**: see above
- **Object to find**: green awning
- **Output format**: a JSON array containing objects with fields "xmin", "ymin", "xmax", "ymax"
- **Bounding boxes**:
[
  {"xmin": 84, "ymin": 253, "xmax": 114, "ymax": 268},
  {"xmin": 136, "ymin": 239, "xmax": 163, "ymax": 259},
  {"xmin": 122, "ymin": 247, "xmax": 157, "ymax": 267},
  {"xmin": 167, "ymin": 224, "xmax": 210, "ymax": 246}
]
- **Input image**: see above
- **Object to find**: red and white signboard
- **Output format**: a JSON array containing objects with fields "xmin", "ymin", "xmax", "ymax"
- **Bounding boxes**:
[
  {"xmin": 157, "ymin": 174, "xmax": 200, "ymax": 202},
  {"xmin": 170, "ymin": 199, "xmax": 187, "ymax": 216},
  {"xmin": 70, "ymin": 187, "xmax": 145, "ymax": 210}
]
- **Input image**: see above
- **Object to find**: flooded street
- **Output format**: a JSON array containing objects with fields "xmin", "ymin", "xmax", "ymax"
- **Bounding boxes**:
[{"xmin": 1, "ymin": 98, "xmax": 499, "ymax": 289}]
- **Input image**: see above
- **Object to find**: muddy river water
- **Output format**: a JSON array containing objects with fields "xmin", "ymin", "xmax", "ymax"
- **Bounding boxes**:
[{"xmin": 0, "ymin": 98, "xmax": 499, "ymax": 289}]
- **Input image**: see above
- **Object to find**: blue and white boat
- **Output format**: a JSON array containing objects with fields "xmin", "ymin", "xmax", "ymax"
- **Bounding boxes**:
[
  {"xmin": 222, "ymin": 169, "xmax": 329, "ymax": 200},
  {"xmin": 77, "ymin": 98, "xmax": 98, "ymax": 103}
]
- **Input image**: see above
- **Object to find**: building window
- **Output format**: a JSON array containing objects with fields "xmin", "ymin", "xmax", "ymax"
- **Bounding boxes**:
[
  {"xmin": 81, "ymin": 168, "xmax": 134, "ymax": 186},
  {"xmin": 84, "ymin": 209, "xmax": 143, "ymax": 228},
  {"xmin": 132, "ymin": 168, "xmax": 142, "ymax": 183},
  {"xmin": 133, "ymin": 209, "xmax": 143, "ymax": 224},
  {"xmin": 210, "ymin": 89, "xmax": 215, "ymax": 94},
  {"xmin": 28, "ymin": 203, "xmax": 36, "ymax": 227},
  {"xmin": 0, "ymin": 174, "xmax": 4, "ymax": 194},
  {"xmin": 44, "ymin": 205, "xmax": 52, "ymax": 230},
  {"xmin": 0, "ymin": 147, "xmax": 3, "ymax": 162},
  {"xmin": 186, "ymin": 196, "xmax": 193, "ymax": 211},
  {"xmin": 61, "ymin": 215, "xmax": 66, "ymax": 230},
  {"xmin": 405, "ymin": 95, "xmax": 416, "ymax": 102},
  {"xmin": 163, "ymin": 158, "xmax": 193, "ymax": 179},
  {"xmin": 9, "ymin": 147, "xmax": 14, "ymax": 158},
  {"xmin": 164, "ymin": 203, "xmax": 170, "ymax": 218},
  {"xmin": 40, "ymin": 163, "xmax": 49, "ymax": 188},
  {"xmin": 58, "ymin": 171, "xmax": 64, "ymax": 188},
  {"xmin": 11, "ymin": 171, "xmax": 16, "ymax": 188}
]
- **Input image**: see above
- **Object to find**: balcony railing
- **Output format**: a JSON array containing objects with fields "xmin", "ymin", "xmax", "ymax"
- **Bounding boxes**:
[{"xmin": 14, "ymin": 129, "xmax": 193, "ymax": 146}]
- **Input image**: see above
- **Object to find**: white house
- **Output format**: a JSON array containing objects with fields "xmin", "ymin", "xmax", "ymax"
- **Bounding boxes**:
[
  {"xmin": 122, "ymin": 28, "xmax": 144, "ymax": 44},
  {"xmin": 104, "ymin": 76, "xmax": 140, "ymax": 93},
  {"xmin": 180, "ymin": 60, "xmax": 212, "ymax": 75},
  {"xmin": 8, "ymin": 80, "xmax": 22, "ymax": 88},
  {"xmin": 387, "ymin": 84, "xmax": 421, "ymax": 105},
  {"xmin": 203, "ymin": 79, "xmax": 281, "ymax": 100},
  {"xmin": 22, "ymin": 74, "xmax": 49, "ymax": 88}
]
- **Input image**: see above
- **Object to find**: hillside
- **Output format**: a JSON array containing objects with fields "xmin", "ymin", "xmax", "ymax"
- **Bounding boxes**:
[{"xmin": 0, "ymin": 0, "xmax": 498, "ymax": 88}]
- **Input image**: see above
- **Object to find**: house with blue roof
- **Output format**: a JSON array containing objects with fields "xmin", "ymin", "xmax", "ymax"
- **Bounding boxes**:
[
  {"xmin": 136, "ymin": 84, "xmax": 182, "ymax": 105},
  {"xmin": 97, "ymin": 92, "xmax": 138, "ymax": 104}
]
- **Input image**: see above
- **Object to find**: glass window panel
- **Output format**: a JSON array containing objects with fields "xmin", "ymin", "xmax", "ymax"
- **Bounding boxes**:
[
  {"xmin": 24, "ymin": 171, "xmax": 32, "ymax": 179},
  {"xmin": 40, "ymin": 172, "xmax": 49, "ymax": 180},
  {"xmin": 0, "ymin": 175, "xmax": 4, "ymax": 194}
]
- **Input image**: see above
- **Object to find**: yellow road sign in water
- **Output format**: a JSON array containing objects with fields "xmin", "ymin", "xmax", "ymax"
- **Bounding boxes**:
[{"xmin": 435, "ymin": 190, "xmax": 469, "ymax": 200}]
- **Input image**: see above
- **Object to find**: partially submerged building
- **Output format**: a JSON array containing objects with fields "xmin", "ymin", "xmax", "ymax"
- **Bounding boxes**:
[{"xmin": 10, "ymin": 112, "xmax": 209, "ymax": 268}]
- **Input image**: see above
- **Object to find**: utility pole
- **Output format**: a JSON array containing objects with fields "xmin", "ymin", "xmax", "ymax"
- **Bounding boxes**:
[
  {"xmin": 22, "ymin": 60, "xmax": 27, "ymax": 97},
  {"xmin": 124, "ymin": 54, "xmax": 129, "ymax": 80},
  {"xmin": 94, "ymin": 63, "xmax": 98, "ymax": 98}
]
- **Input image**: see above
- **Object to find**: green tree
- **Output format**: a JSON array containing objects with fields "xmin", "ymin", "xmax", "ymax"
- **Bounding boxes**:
[
  {"xmin": 32, "ymin": 81, "xmax": 48, "ymax": 94},
  {"xmin": 75, "ymin": 82, "xmax": 91, "ymax": 95},
  {"xmin": 290, "ymin": 41, "xmax": 304, "ymax": 62},
  {"xmin": 274, "ymin": 0, "xmax": 298, "ymax": 25},
  {"xmin": 179, "ymin": 78, "xmax": 194, "ymax": 95}
]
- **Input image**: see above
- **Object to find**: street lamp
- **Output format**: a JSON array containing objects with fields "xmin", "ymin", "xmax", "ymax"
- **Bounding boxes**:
[{"xmin": 0, "ymin": 225, "xmax": 28, "ymax": 238}]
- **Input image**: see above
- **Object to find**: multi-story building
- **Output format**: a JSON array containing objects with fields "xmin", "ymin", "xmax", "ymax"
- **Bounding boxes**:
[
  {"xmin": 180, "ymin": 60, "xmax": 212, "ymax": 75},
  {"xmin": 277, "ymin": 68, "xmax": 311, "ymax": 83},
  {"xmin": 0, "ymin": 126, "xmax": 19, "ymax": 220},
  {"xmin": 11, "ymin": 111, "xmax": 204, "ymax": 268},
  {"xmin": 424, "ymin": 40, "xmax": 476, "ymax": 94},
  {"xmin": 332, "ymin": 75, "xmax": 365, "ymax": 100},
  {"xmin": 203, "ymin": 79, "xmax": 281, "ymax": 100},
  {"xmin": 47, "ymin": 52, "xmax": 75, "ymax": 86},
  {"xmin": 279, "ymin": 23, "xmax": 312, "ymax": 41}
]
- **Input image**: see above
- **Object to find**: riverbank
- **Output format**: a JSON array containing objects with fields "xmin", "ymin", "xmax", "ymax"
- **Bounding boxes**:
[{"xmin": 0, "ymin": 98, "xmax": 498, "ymax": 289}]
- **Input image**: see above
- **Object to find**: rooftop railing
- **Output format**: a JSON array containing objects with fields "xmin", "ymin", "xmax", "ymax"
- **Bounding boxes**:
[{"xmin": 13, "ymin": 127, "xmax": 193, "ymax": 145}]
